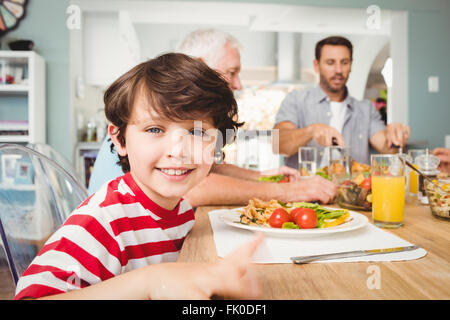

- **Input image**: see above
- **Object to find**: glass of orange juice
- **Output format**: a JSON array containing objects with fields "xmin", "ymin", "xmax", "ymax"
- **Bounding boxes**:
[
  {"xmin": 407, "ymin": 149, "xmax": 425, "ymax": 195},
  {"xmin": 371, "ymin": 154, "xmax": 406, "ymax": 228}
]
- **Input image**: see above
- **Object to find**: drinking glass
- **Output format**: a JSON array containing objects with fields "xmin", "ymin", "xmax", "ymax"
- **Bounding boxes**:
[
  {"xmin": 298, "ymin": 147, "xmax": 317, "ymax": 178},
  {"xmin": 407, "ymin": 149, "xmax": 425, "ymax": 195},
  {"xmin": 371, "ymin": 154, "xmax": 406, "ymax": 228},
  {"xmin": 325, "ymin": 146, "xmax": 351, "ymax": 184}
]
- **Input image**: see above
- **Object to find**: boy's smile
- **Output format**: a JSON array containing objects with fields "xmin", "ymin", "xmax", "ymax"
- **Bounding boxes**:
[
  {"xmin": 156, "ymin": 167, "xmax": 195, "ymax": 181},
  {"xmin": 110, "ymin": 93, "xmax": 218, "ymax": 210}
]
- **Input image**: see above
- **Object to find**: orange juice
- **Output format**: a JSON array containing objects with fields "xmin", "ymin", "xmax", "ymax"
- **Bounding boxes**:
[
  {"xmin": 372, "ymin": 175, "xmax": 405, "ymax": 225},
  {"xmin": 409, "ymin": 164, "xmax": 418, "ymax": 193}
]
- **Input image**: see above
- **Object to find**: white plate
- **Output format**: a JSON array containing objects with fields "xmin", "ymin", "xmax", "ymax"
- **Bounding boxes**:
[{"xmin": 219, "ymin": 207, "xmax": 369, "ymax": 237}]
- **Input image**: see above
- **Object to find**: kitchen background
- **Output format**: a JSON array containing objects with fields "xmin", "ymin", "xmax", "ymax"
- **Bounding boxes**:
[{"xmin": 0, "ymin": 0, "xmax": 449, "ymax": 186}]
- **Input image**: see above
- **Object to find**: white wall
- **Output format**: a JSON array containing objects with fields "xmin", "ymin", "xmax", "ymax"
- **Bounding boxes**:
[
  {"xmin": 83, "ymin": 12, "xmax": 140, "ymax": 86},
  {"xmin": 388, "ymin": 11, "xmax": 408, "ymax": 125},
  {"xmin": 135, "ymin": 24, "xmax": 276, "ymax": 67}
]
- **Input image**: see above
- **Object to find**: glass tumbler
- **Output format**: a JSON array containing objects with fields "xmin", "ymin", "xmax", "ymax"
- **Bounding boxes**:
[
  {"xmin": 298, "ymin": 147, "xmax": 317, "ymax": 178},
  {"xmin": 371, "ymin": 154, "xmax": 406, "ymax": 228},
  {"xmin": 325, "ymin": 146, "xmax": 351, "ymax": 184},
  {"xmin": 407, "ymin": 149, "xmax": 425, "ymax": 196}
]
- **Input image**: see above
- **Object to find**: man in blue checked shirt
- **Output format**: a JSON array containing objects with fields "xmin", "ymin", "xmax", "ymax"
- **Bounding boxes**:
[{"xmin": 274, "ymin": 36, "xmax": 410, "ymax": 168}]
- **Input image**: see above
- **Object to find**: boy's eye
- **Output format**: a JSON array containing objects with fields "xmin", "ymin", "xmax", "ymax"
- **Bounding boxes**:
[
  {"xmin": 190, "ymin": 128, "xmax": 208, "ymax": 137},
  {"xmin": 147, "ymin": 127, "xmax": 163, "ymax": 134}
]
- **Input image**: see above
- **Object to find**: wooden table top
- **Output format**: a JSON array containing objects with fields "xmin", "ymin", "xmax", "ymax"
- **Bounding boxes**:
[{"xmin": 178, "ymin": 200, "xmax": 450, "ymax": 299}]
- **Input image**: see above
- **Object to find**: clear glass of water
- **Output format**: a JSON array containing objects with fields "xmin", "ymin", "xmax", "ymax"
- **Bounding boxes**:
[{"xmin": 298, "ymin": 147, "xmax": 317, "ymax": 178}]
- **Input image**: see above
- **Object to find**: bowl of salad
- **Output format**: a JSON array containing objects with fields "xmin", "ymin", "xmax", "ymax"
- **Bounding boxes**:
[
  {"xmin": 336, "ymin": 161, "xmax": 372, "ymax": 211},
  {"xmin": 425, "ymin": 174, "xmax": 450, "ymax": 220}
]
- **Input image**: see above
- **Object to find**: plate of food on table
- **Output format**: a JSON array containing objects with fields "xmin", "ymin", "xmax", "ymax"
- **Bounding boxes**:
[{"xmin": 219, "ymin": 198, "xmax": 369, "ymax": 237}]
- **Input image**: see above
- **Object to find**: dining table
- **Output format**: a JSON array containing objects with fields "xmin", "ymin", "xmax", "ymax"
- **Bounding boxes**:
[{"xmin": 177, "ymin": 199, "xmax": 450, "ymax": 300}]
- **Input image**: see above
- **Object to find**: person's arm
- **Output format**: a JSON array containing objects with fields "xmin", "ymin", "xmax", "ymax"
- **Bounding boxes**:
[
  {"xmin": 183, "ymin": 173, "xmax": 337, "ymax": 206},
  {"xmin": 211, "ymin": 163, "xmax": 261, "ymax": 180},
  {"xmin": 369, "ymin": 123, "xmax": 410, "ymax": 154},
  {"xmin": 366, "ymin": 100, "xmax": 410, "ymax": 154},
  {"xmin": 212, "ymin": 163, "xmax": 300, "ymax": 181},
  {"xmin": 273, "ymin": 91, "xmax": 315, "ymax": 156},
  {"xmin": 33, "ymin": 234, "xmax": 264, "ymax": 300},
  {"xmin": 273, "ymin": 121, "xmax": 345, "ymax": 156},
  {"xmin": 88, "ymin": 136, "xmax": 124, "ymax": 195}
]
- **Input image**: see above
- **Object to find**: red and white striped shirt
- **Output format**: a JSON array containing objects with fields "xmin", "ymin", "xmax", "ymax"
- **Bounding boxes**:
[{"xmin": 15, "ymin": 173, "xmax": 195, "ymax": 299}]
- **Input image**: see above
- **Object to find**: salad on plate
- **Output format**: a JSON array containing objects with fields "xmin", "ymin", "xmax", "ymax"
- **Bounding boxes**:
[{"xmin": 238, "ymin": 198, "xmax": 350, "ymax": 229}]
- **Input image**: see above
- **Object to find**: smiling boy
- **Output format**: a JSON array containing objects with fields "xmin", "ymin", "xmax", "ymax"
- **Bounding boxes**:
[
  {"xmin": 111, "ymin": 91, "xmax": 220, "ymax": 211},
  {"xmin": 14, "ymin": 53, "xmax": 263, "ymax": 300}
]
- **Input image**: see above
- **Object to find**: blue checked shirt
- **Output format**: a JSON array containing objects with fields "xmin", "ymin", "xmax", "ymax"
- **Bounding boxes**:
[{"xmin": 274, "ymin": 86, "xmax": 386, "ymax": 168}]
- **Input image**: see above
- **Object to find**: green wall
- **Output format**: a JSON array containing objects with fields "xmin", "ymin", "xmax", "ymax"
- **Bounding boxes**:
[
  {"xmin": 1, "ymin": 0, "xmax": 70, "ymax": 158},
  {"xmin": 407, "ymin": 6, "xmax": 450, "ymax": 149}
]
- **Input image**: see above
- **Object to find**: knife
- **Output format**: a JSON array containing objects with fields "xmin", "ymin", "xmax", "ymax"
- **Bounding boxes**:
[
  {"xmin": 331, "ymin": 137, "xmax": 338, "ymax": 146},
  {"xmin": 291, "ymin": 245, "xmax": 420, "ymax": 264}
]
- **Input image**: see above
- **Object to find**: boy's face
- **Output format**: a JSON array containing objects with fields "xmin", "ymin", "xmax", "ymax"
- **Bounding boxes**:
[{"xmin": 110, "ymin": 93, "xmax": 218, "ymax": 210}]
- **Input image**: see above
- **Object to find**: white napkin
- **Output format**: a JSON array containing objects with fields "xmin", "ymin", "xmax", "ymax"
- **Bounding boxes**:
[{"xmin": 208, "ymin": 209, "xmax": 427, "ymax": 263}]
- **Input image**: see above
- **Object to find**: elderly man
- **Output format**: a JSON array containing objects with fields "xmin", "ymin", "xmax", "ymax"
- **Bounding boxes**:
[
  {"xmin": 274, "ymin": 36, "xmax": 410, "ymax": 168},
  {"xmin": 88, "ymin": 29, "xmax": 337, "ymax": 205}
]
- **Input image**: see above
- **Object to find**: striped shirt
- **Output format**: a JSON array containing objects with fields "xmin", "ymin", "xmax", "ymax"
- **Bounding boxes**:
[{"xmin": 14, "ymin": 172, "xmax": 195, "ymax": 300}]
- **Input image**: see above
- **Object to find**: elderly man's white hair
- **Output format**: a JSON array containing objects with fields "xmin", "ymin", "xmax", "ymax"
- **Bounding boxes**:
[{"xmin": 177, "ymin": 28, "xmax": 241, "ymax": 69}]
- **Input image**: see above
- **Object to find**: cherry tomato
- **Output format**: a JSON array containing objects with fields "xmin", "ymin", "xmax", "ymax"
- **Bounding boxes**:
[
  {"xmin": 278, "ymin": 176, "xmax": 290, "ymax": 183},
  {"xmin": 269, "ymin": 208, "xmax": 291, "ymax": 228},
  {"xmin": 361, "ymin": 177, "xmax": 371, "ymax": 190},
  {"xmin": 290, "ymin": 207, "xmax": 303, "ymax": 221},
  {"xmin": 342, "ymin": 180, "xmax": 351, "ymax": 186},
  {"xmin": 293, "ymin": 208, "xmax": 318, "ymax": 229}
]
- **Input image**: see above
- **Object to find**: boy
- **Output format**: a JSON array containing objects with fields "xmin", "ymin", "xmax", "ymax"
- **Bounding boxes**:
[{"xmin": 15, "ymin": 53, "xmax": 262, "ymax": 300}]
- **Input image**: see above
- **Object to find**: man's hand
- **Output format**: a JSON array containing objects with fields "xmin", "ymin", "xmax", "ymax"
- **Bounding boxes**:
[
  {"xmin": 306, "ymin": 123, "xmax": 345, "ymax": 147},
  {"xmin": 277, "ymin": 175, "xmax": 337, "ymax": 204},
  {"xmin": 433, "ymin": 148, "xmax": 450, "ymax": 174},
  {"xmin": 260, "ymin": 165, "xmax": 300, "ymax": 182},
  {"xmin": 385, "ymin": 123, "xmax": 410, "ymax": 148}
]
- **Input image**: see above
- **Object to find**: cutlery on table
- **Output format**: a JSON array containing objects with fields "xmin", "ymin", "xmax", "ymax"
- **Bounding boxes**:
[{"xmin": 291, "ymin": 245, "xmax": 420, "ymax": 264}]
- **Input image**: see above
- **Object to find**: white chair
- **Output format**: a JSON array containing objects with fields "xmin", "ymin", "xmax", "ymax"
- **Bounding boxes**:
[{"xmin": 0, "ymin": 143, "xmax": 87, "ymax": 286}]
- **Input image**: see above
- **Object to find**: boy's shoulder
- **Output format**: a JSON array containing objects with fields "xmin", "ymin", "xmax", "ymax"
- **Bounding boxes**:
[
  {"xmin": 75, "ymin": 174, "xmax": 140, "ymax": 214},
  {"xmin": 72, "ymin": 173, "xmax": 193, "ymax": 225}
]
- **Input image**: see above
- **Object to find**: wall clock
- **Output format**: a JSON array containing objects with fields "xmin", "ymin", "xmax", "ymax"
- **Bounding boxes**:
[{"xmin": 0, "ymin": 0, "xmax": 28, "ymax": 37}]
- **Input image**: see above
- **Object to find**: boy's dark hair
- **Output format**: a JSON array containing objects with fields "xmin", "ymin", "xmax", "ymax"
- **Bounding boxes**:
[
  {"xmin": 104, "ymin": 52, "xmax": 243, "ymax": 172},
  {"xmin": 315, "ymin": 36, "xmax": 353, "ymax": 61}
]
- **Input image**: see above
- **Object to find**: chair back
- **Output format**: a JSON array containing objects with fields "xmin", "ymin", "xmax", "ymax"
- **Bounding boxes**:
[
  {"xmin": 27, "ymin": 142, "xmax": 84, "ymax": 184},
  {"xmin": 0, "ymin": 144, "xmax": 88, "ymax": 285}
]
